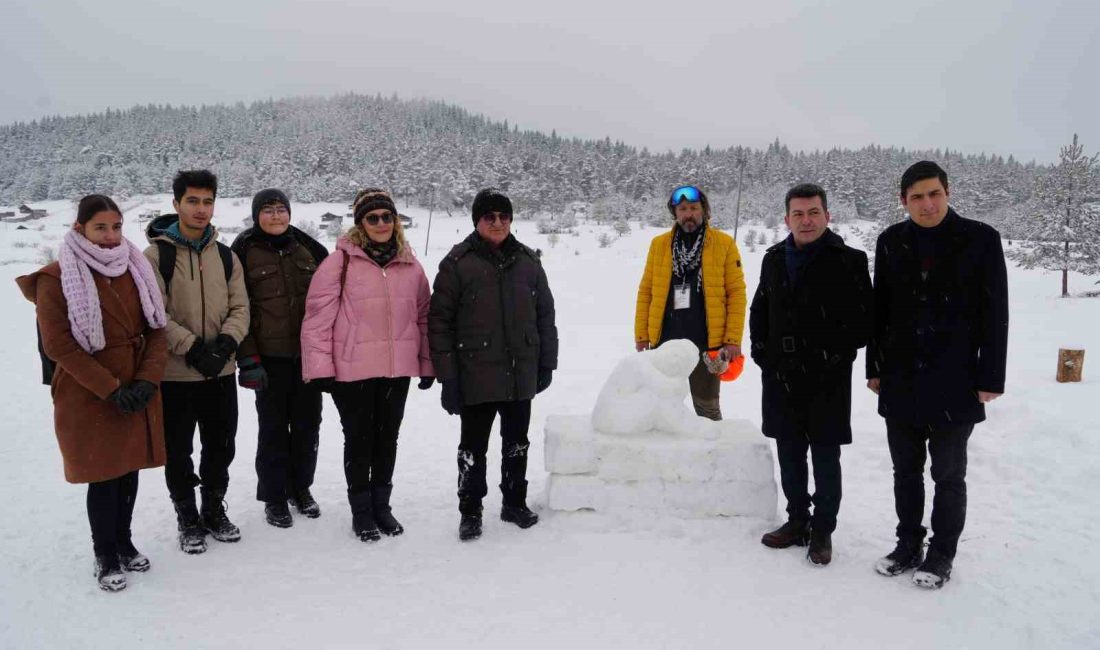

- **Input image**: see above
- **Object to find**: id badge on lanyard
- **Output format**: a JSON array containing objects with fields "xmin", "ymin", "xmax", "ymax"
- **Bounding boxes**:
[{"xmin": 673, "ymin": 284, "xmax": 691, "ymax": 310}]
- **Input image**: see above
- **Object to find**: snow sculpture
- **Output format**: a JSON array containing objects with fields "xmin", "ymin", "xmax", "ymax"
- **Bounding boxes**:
[{"xmin": 544, "ymin": 340, "xmax": 777, "ymax": 518}]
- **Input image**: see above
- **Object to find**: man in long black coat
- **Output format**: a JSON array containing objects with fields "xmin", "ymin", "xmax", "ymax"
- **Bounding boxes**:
[
  {"xmin": 429, "ymin": 188, "xmax": 558, "ymax": 542},
  {"xmin": 868, "ymin": 161, "xmax": 1008, "ymax": 589},
  {"xmin": 750, "ymin": 183, "xmax": 873, "ymax": 567}
]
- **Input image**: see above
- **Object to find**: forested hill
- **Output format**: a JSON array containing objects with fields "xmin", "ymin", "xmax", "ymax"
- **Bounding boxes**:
[{"xmin": 0, "ymin": 93, "xmax": 1040, "ymax": 228}]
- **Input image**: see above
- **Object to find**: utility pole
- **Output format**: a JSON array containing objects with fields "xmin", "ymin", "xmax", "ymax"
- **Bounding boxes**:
[{"xmin": 733, "ymin": 153, "xmax": 746, "ymax": 239}]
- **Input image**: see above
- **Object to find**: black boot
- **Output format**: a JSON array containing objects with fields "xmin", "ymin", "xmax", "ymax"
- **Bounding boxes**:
[
  {"xmin": 173, "ymin": 497, "xmax": 207, "ymax": 555},
  {"xmin": 117, "ymin": 540, "xmax": 151, "ymax": 572},
  {"xmin": 94, "ymin": 555, "xmax": 127, "ymax": 592},
  {"xmin": 501, "ymin": 505, "xmax": 539, "ymax": 529},
  {"xmin": 289, "ymin": 488, "xmax": 321, "ymax": 519},
  {"xmin": 200, "ymin": 489, "xmax": 241, "ymax": 543},
  {"xmin": 875, "ymin": 539, "xmax": 925, "ymax": 577},
  {"xmin": 265, "ymin": 501, "xmax": 293, "ymax": 528},
  {"xmin": 458, "ymin": 498, "xmax": 482, "ymax": 541},
  {"xmin": 761, "ymin": 519, "xmax": 811, "ymax": 548},
  {"xmin": 372, "ymin": 485, "xmax": 404, "ymax": 537},
  {"xmin": 807, "ymin": 529, "xmax": 833, "ymax": 566},
  {"xmin": 349, "ymin": 491, "xmax": 380, "ymax": 542},
  {"xmin": 912, "ymin": 551, "xmax": 953, "ymax": 589},
  {"xmin": 500, "ymin": 479, "xmax": 538, "ymax": 529}
]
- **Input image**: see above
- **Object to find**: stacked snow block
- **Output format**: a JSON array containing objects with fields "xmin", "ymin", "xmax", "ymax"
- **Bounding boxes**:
[{"xmin": 544, "ymin": 414, "xmax": 777, "ymax": 518}]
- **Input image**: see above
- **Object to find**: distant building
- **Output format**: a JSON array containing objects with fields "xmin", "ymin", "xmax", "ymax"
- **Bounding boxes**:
[{"xmin": 18, "ymin": 204, "xmax": 34, "ymax": 214}]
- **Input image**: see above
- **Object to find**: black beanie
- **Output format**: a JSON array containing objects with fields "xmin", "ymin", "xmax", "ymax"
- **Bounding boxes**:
[
  {"xmin": 252, "ymin": 188, "xmax": 291, "ymax": 222},
  {"xmin": 352, "ymin": 188, "xmax": 397, "ymax": 225},
  {"xmin": 471, "ymin": 188, "xmax": 512, "ymax": 225}
]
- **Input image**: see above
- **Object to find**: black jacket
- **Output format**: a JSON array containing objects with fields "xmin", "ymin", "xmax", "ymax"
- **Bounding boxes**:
[
  {"xmin": 428, "ymin": 233, "xmax": 558, "ymax": 406},
  {"xmin": 750, "ymin": 229, "xmax": 873, "ymax": 444},
  {"xmin": 866, "ymin": 209, "xmax": 1009, "ymax": 426}
]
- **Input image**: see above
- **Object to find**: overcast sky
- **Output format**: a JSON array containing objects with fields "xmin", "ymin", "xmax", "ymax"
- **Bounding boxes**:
[{"xmin": 1, "ymin": 0, "xmax": 1096, "ymax": 163}]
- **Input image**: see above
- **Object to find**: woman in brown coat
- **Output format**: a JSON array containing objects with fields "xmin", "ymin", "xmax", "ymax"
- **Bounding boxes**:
[{"xmin": 16, "ymin": 195, "xmax": 169, "ymax": 592}]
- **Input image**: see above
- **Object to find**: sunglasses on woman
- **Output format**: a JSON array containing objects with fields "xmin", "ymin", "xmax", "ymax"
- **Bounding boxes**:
[
  {"xmin": 364, "ymin": 212, "xmax": 394, "ymax": 225},
  {"xmin": 669, "ymin": 185, "xmax": 702, "ymax": 205}
]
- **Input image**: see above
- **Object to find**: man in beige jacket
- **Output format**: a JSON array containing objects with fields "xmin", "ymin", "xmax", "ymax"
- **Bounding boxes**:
[{"xmin": 144, "ymin": 170, "xmax": 250, "ymax": 554}]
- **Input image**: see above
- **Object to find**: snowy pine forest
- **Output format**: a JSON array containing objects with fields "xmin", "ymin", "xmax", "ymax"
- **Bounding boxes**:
[
  {"xmin": 0, "ymin": 94, "xmax": 1057, "ymax": 225},
  {"xmin": 2, "ymin": 93, "xmax": 1097, "ymax": 289}
]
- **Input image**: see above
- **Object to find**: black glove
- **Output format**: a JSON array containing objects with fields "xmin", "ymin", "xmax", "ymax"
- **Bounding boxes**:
[
  {"xmin": 440, "ymin": 380, "xmax": 462, "ymax": 415},
  {"xmin": 212, "ymin": 334, "xmax": 238, "ymax": 358},
  {"xmin": 311, "ymin": 377, "xmax": 336, "ymax": 393},
  {"xmin": 184, "ymin": 339, "xmax": 207, "ymax": 369},
  {"xmin": 127, "ymin": 380, "xmax": 157, "ymax": 412},
  {"xmin": 418, "ymin": 377, "xmax": 435, "ymax": 390},
  {"xmin": 107, "ymin": 385, "xmax": 130, "ymax": 413},
  {"xmin": 108, "ymin": 380, "xmax": 157, "ymax": 414},
  {"xmin": 536, "ymin": 367, "xmax": 553, "ymax": 394}
]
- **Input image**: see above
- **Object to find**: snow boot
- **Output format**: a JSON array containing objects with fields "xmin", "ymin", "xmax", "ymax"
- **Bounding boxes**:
[
  {"xmin": 875, "ymin": 540, "xmax": 925, "ymax": 577},
  {"xmin": 118, "ymin": 540, "xmax": 151, "ymax": 572},
  {"xmin": 912, "ymin": 551, "xmax": 953, "ymax": 589},
  {"xmin": 290, "ymin": 488, "xmax": 321, "ymax": 519},
  {"xmin": 173, "ymin": 497, "xmax": 207, "ymax": 555},
  {"xmin": 94, "ymin": 555, "xmax": 127, "ymax": 592},
  {"xmin": 761, "ymin": 519, "xmax": 810, "ymax": 548},
  {"xmin": 501, "ymin": 505, "xmax": 539, "ymax": 529},
  {"xmin": 200, "ymin": 489, "xmax": 241, "ymax": 543},
  {"xmin": 372, "ymin": 485, "xmax": 404, "ymax": 537},
  {"xmin": 806, "ymin": 530, "xmax": 832, "ymax": 567},
  {"xmin": 459, "ymin": 498, "xmax": 482, "ymax": 541},
  {"xmin": 265, "ymin": 501, "xmax": 293, "ymax": 528},
  {"xmin": 349, "ymin": 491, "xmax": 380, "ymax": 542}
]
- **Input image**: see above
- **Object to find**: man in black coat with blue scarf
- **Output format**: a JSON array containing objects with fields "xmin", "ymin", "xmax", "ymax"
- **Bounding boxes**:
[
  {"xmin": 750, "ymin": 183, "xmax": 873, "ymax": 567},
  {"xmin": 868, "ymin": 161, "xmax": 1009, "ymax": 589}
]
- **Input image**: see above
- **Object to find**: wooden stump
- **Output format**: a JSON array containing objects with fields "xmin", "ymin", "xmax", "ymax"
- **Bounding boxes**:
[{"xmin": 1057, "ymin": 349, "xmax": 1085, "ymax": 383}]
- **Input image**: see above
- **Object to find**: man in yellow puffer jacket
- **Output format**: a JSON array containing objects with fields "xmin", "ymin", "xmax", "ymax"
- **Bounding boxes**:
[{"xmin": 635, "ymin": 185, "xmax": 747, "ymax": 420}]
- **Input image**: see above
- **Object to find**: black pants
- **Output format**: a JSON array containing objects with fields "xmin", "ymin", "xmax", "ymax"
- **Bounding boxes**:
[
  {"xmin": 253, "ymin": 357, "xmax": 322, "ymax": 503},
  {"xmin": 161, "ymin": 375, "xmax": 239, "ymax": 502},
  {"xmin": 331, "ymin": 377, "xmax": 411, "ymax": 497},
  {"xmin": 87, "ymin": 471, "xmax": 139, "ymax": 557},
  {"xmin": 775, "ymin": 437, "xmax": 842, "ymax": 534},
  {"xmin": 457, "ymin": 400, "xmax": 532, "ymax": 513},
  {"xmin": 887, "ymin": 419, "xmax": 974, "ymax": 560}
]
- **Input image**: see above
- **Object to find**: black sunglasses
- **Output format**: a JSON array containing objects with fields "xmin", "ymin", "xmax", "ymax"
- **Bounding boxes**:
[
  {"xmin": 479, "ymin": 212, "xmax": 512, "ymax": 224},
  {"xmin": 364, "ymin": 213, "xmax": 394, "ymax": 225}
]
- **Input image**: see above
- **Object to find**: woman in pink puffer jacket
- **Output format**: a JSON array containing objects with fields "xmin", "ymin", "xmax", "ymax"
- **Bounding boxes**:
[{"xmin": 301, "ymin": 188, "xmax": 434, "ymax": 543}]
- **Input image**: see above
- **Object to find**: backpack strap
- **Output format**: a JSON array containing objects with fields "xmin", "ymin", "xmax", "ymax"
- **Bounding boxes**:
[
  {"xmin": 156, "ymin": 241, "xmax": 177, "ymax": 294},
  {"xmin": 216, "ymin": 241, "xmax": 233, "ymax": 285},
  {"xmin": 338, "ymin": 250, "xmax": 349, "ymax": 303}
]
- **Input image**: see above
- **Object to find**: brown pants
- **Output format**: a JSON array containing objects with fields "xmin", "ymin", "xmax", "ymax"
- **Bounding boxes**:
[{"xmin": 688, "ymin": 358, "xmax": 722, "ymax": 420}]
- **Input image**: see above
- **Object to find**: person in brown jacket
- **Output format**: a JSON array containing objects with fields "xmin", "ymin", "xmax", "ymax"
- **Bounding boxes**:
[
  {"xmin": 17, "ymin": 194, "xmax": 169, "ymax": 592},
  {"xmin": 143, "ymin": 170, "xmax": 250, "ymax": 554},
  {"xmin": 231, "ymin": 188, "xmax": 328, "ymax": 528}
]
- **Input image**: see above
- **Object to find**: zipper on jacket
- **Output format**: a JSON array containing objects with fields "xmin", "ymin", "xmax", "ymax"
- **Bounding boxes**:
[
  {"xmin": 382, "ymin": 266, "xmax": 395, "ymax": 376},
  {"xmin": 496, "ymin": 261, "xmax": 517, "ymax": 398},
  {"xmin": 196, "ymin": 247, "xmax": 207, "ymax": 342}
]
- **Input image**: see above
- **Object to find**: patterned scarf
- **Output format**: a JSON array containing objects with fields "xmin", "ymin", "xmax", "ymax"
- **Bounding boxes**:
[
  {"xmin": 363, "ymin": 238, "xmax": 399, "ymax": 268},
  {"xmin": 671, "ymin": 224, "xmax": 705, "ymax": 292},
  {"xmin": 58, "ymin": 229, "xmax": 167, "ymax": 354}
]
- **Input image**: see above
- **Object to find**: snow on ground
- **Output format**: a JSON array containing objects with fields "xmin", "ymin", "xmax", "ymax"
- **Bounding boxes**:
[{"xmin": 1, "ymin": 198, "xmax": 1098, "ymax": 649}]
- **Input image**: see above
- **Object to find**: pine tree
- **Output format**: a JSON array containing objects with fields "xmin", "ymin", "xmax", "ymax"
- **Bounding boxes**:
[{"xmin": 1008, "ymin": 134, "xmax": 1099, "ymax": 296}]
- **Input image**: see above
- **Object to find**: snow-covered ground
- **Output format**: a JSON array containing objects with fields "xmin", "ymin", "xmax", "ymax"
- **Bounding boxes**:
[{"xmin": 1, "ymin": 197, "xmax": 1097, "ymax": 649}]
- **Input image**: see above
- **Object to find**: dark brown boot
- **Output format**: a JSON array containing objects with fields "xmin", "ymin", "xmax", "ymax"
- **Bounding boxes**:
[
  {"xmin": 807, "ymin": 530, "xmax": 832, "ymax": 566},
  {"xmin": 761, "ymin": 519, "xmax": 810, "ymax": 548}
]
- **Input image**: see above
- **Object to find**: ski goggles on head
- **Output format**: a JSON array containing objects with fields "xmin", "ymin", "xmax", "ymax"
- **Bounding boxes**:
[{"xmin": 669, "ymin": 185, "xmax": 702, "ymax": 205}]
